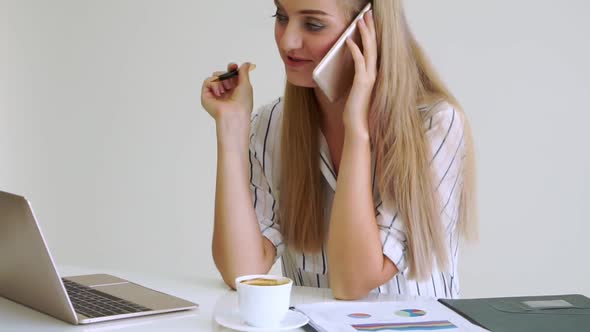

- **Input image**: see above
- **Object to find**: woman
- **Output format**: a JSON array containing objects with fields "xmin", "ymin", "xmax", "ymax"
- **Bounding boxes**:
[{"xmin": 201, "ymin": 0, "xmax": 477, "ymax": 300}]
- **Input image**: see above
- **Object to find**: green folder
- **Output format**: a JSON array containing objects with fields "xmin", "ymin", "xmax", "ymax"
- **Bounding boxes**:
[{"xmin": 439, "ymin": 294, "xmax": 590, "ymax": 332}]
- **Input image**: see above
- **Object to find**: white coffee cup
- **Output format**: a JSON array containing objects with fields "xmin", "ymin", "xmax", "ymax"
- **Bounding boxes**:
[{"xmin": 235, "ymin": 274, "xmax": 293, "ymax": 328}]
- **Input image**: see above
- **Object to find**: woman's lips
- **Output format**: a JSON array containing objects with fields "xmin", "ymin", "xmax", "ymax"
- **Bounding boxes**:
[{"xmin": 285, "ymin": 55, "xmax": 312, "ymax": 68}]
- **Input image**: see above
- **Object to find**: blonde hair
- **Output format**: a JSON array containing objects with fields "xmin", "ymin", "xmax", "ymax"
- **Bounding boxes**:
[{"xmin": 279, "ymin": 0, "xmax": 477, "ymax": 281}]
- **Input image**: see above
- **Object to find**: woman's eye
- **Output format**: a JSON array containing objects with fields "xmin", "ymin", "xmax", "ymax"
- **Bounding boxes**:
[
  {"xmin": 272, "ymin": 12, "xmax": 288, "ymax": 23},
  {"xmin": 306, "ymin": 22, "xmax": 325, "ymax": 32}
]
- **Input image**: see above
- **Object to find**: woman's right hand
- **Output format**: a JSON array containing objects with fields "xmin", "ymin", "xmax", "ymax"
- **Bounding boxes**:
[{"xmin": 201, "ymin": 62, "xmax": 254, "ymax": 121}]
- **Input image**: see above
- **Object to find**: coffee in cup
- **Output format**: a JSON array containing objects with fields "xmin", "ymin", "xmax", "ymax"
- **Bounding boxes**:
[{"xmin": 239, "ymin": 278, "xmax": 290, "ymax": 286}]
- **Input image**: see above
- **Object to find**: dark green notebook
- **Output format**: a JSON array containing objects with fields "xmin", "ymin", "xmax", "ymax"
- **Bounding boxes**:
[{"xmin": 439, "ymin": 294, "xmax": 590, "ymax": 332}]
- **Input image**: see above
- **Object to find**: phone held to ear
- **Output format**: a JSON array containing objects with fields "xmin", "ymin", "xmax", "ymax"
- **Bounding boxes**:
[{"xmin": 312, "ymin": 3, "xmax": 372, "ymax": 102}]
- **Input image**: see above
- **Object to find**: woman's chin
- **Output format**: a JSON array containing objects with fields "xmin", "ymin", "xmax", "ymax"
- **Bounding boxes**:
[{"xmin": 286, "ymin": 76, "xmax": 317, "ymax": 88}]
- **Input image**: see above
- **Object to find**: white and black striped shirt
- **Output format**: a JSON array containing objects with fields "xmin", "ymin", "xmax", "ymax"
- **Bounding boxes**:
[{"xmin": 249, "ymin": 98, "xmax": 465, "ymax": 298}]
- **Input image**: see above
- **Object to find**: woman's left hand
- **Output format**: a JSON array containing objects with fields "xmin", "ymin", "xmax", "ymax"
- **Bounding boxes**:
[{"xmin": 343, "ymin": 10, "xmax": 377, "ymax": 137}]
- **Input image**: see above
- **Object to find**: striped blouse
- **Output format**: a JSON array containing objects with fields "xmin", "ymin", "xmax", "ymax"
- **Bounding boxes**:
[{"xmin": 248, "ymin": 97, "xmax": 465, "ymax": 299}]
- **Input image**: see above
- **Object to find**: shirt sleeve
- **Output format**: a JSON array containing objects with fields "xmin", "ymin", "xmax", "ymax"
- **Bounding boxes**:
[
  {"xmin": 249, "ymin": 104, "xmax": 285, "ymax": 262},
  {"xmin": 377, "ymin": 102, "xmax": 465, "ymax": 272},
  {"xmin": 426, "ymin": 103, "xmax": 465, "ymax": 231},
  {"xmin": 377, "ymin": 204, "xmax": 409, "ymax": 273}
]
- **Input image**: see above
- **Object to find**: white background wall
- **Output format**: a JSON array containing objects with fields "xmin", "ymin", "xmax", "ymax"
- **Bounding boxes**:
[{"xmin": 1, "ymin": 0, "xmax": 588, "ymax": 298}]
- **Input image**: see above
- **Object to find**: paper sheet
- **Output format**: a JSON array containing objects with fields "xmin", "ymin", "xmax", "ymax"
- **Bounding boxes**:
[{"xmin": 295, "ymin": 300, "xmax": 489, "ymax": 332}]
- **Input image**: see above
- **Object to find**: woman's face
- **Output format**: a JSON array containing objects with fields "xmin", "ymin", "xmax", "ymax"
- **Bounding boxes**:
[{"xmin": 274, "ymin": 0, "xmax": 350, "ymax": 88}]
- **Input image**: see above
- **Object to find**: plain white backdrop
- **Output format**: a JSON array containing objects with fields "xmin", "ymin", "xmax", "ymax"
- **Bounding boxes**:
[{"xmin": 1, "ymin": 0, "xmax": 588, "ymax": 298}]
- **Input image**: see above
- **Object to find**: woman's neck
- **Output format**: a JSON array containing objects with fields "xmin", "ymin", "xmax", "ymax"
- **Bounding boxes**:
[{"xmin": 314, "ymin": 87, "xmax": 347, "ymax": 132}]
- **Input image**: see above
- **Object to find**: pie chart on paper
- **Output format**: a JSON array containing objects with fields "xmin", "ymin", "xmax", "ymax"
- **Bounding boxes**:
[{"xmin": 395, "ymin": 309, "xmax": 427, "ymax": 317}]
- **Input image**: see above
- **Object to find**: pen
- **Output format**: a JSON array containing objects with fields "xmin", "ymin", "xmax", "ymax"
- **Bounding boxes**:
[{"xmin": 211, "ymin": 64, "xmax": 256, "ymax": 82}]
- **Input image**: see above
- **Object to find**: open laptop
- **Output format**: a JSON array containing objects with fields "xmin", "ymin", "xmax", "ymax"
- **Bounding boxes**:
[{"xmin": 0, "ymin": 190, "xmax": 197, "ymax": 324}]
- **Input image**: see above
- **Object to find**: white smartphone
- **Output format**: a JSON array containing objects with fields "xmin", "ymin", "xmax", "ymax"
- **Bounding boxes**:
[{"xmin": 312, "ymin": 3, "xmax": 372, "ymax": 102}]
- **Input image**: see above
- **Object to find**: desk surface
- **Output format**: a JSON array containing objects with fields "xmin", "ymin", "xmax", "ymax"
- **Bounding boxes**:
[{"xmin": 1, "ymin": 265, "xmax": 411, "ymax": 331}]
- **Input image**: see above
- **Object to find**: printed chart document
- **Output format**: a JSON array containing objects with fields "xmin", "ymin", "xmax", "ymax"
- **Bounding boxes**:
[{"xmin": 295, "ymin": 300, "xmax": 489, "ymax": 332}]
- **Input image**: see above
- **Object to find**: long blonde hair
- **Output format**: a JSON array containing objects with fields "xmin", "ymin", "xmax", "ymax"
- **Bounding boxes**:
[{"xmin": 279, "ymin": 0, "xmax": 477, "ymax": 281}]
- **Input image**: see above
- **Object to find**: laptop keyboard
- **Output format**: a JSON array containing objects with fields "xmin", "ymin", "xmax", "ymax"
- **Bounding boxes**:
[{"xmin": 62, "ymin": 279, "xmax": 152, "ymax": 318}]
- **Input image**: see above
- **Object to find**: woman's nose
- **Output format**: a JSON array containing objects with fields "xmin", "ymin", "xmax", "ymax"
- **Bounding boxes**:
[{"xmin": 279, "ymin": 23, "xmax": 303, "ymax": 51}]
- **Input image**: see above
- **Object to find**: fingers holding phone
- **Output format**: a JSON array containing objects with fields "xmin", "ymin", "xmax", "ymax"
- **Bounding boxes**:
[
  {"xmin": 343, "ymin": 10, "xmax": 378, "ymax": 131},
  {"xmin": 356, "ymin": 10, "xmax": 377, "ymax": 82}
]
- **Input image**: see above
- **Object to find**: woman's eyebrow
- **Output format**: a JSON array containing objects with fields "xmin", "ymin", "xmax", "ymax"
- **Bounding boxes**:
[
  {"xmin": 274, "ymin": 0, "xmax": 332, "ymax": 17},
  {"xmin": 299, "ymin": 9, "xmax": 331, "ymax": 16}
]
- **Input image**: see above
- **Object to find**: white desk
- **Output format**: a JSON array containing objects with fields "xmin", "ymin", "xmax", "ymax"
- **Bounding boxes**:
[{"xmin": 1, "ymin": 265, "xmax": 410, "ymax": 331}]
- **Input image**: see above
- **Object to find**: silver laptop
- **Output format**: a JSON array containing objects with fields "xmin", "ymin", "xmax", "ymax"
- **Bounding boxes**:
[{"xmin": 0, "ymin": 190, "xmax": 197, "ymax": 324}]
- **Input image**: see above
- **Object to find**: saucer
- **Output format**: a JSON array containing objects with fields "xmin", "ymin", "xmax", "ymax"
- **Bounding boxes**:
[{"xmin": 214, "ymin": 309, "xmax": 309, "ymax": 331}]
